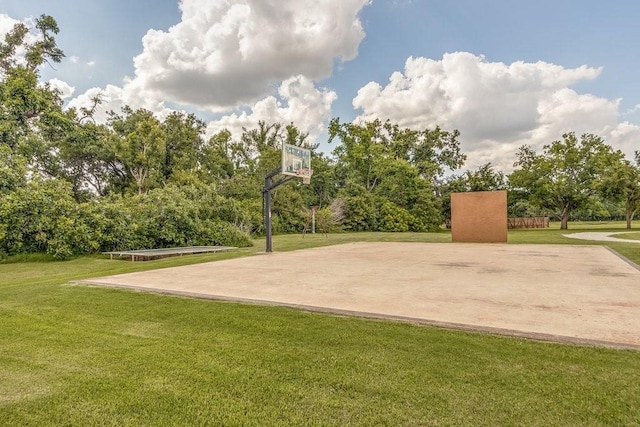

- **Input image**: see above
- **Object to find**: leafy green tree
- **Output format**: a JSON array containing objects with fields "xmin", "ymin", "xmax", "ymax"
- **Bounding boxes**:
[
  {"xmin": 300, "ymin": 151, "xmax": 336, "ymax": 208},
  {"xmin": 329, "ymin": 119, "xmax": 461, "ymax": 231},
  {"xmin": 0, "ymin": 145, "xmax": 27, "ymax": 192},
  {"xmin": 24, "ymin": 15, "xmax": 65, "ymax": 70},
  {"xmin": 409, "ymin": 187, "xmax": 443, "ymax": 231},
  {"xmin": 108, "ymin": 107, "xmax": 166, "ymax": 194},
  {"xmin": 162, "ymin": 112, "xmax": 205, "ymax": 184},
  {"xmin": 0, "ymin": 14, "xmax": 64, "ymax": 74},
  {"xmin": 509, "ymin": 133, "xmax": 625, "ymax": 229},
  {"xmin": 338, "ymin": 182, "xmax": 379, "ymax": 231},
  {"xmin": 0, "ymin": 179, "xmax": 96, "ymax": 259},
  {"xmin": 0, "ymin": 66, "xmax": 63, "ymax": 152},
  {"xmin": 329, "ymin": 119, "xmax": 465, "ymax": 188},
  {"xmin": 53, "ymin": 119, "xmax": 117, "ymax": 199},
  {"xmin": 378, "ymin": 201, "xmax": 413, "ymax": 232},
  {"xmin": 0, "ymin": 15, "xmax": 65, "ymax": 152},
  {"xmin": 600, "ymin": 151, "xmax": 640, "ymax": 229},
  {"xmin": 413, "ymin": 127, "xmax": 466, "ymax": 182},
  {"xmin": 200, "ymin": 130, "xmax": 235, "ymax": 183},
  {"xmin": 438, "ymin": 163, "xmax": 505, "ymax": 221},
  {"xmin": 329, "ymin": 119, "xmax": 387, "ymax": 191}
]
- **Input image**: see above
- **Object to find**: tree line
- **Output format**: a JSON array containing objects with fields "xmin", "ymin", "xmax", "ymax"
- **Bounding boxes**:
[{"xmin": 1, "ymin": 16, "xmax": 639, "ymax": 259}]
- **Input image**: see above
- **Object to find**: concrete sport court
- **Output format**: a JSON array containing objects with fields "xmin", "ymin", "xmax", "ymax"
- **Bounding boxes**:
[{"xmin": 79, "ymin": 242, "xmax": 640, "ymax": 349}]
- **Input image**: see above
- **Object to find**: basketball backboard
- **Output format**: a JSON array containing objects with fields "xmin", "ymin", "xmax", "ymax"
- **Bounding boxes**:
[{"xmin": 282, "ymin": 142, "xmax": 311, "ymax": 181}]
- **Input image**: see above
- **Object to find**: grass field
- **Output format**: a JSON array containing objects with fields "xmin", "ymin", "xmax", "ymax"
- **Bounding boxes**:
[
  {"xmin": 610, "ymin": 232, "xmax": 640, "ymax": 241},
  {"xmin": 1, "ymin": 224, "xmax": 639, "ymax": 425}
]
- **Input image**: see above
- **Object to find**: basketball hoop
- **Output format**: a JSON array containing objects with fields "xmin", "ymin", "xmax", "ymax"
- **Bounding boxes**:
[{"xmin": 296, "ymin": 168, "xmax": 312, "ymax": 185}]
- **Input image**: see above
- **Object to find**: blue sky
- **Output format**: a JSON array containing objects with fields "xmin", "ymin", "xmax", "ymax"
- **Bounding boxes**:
[{"xmin": 2, "ymin": 0, "xmax": 639, "ymax": 170}]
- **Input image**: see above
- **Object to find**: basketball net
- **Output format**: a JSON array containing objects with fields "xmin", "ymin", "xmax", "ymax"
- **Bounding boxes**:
[{"xmin": 296, "ymin": 168, "xmax": 313, "ymax": 185}]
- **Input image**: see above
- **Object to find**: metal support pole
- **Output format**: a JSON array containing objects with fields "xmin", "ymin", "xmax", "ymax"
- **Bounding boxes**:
[
  {"xmin": 263, "ymin": 168, "xmax": 295, "ymax": 253},
  {"xmin": 265, "ymin": 173, "xmax": 273, "ymax": 253},
  {"xmin": 311, "ymin": 206, "xmax": 317, "ymax": 234}
]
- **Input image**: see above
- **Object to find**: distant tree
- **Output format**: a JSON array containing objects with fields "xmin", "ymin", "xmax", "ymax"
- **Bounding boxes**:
[
  {"xmin": 600, "ymin": 151, "xmax": 640, "ymax": 229},
  {"xmin": 0, "ymin": 14, "xmax": 64, "ymax": 74},
  {"xmin": 200, "ymin": 129, "xmax": 236, "ymax": 183},
  {"xmin": 108, "ymin": 107, "xmax": 166, "ymax": 194},
  {"xmin": 438, "ymin": 163, "xmax": 505, "ymax": 222},
  {"xmin": 41, "ymin": 113, "xmax": 115, "ymax": 200},
  {"xmin": 328, "ymin": 119, "xmax": 462, "ymax": 231},
  {"xmin": 509, "ymin": 133, "xmax": 625, "ymax": 229},
  {"xmin": 297, "ymin": 151, "xmax": 336, "ymax": 209},
  {"xmin": 162, "ymin": 112, "xmax": 205, "ymax": 184},
  {"xmin": 0, "ymin": 14, "xmax": 66, "ymax": 185},
  {"xmin": 0, "ymin": 145, "xmax": 27, "ymax": 192},
  {"xmin": 329, "ymin": 118, "xmax": 464, "ymax": 187},
  {"xmin": 0, "ymin": 66, "xmax": 63, "ymax": 151}
]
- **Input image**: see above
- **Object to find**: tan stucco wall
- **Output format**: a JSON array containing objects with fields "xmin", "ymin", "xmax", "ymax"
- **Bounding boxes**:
[{"xmin": 451, "ymin": 191, "xmax": 507, "ymax": 243}]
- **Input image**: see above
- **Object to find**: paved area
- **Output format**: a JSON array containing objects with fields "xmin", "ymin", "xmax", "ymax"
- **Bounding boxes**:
[
  {"xmin": 78, "ymin": 242, "xmax": 640, "ymax": 349},
  {"xmin": 564, "ymin": 231, "xmax": 640, "ymax": 244}
]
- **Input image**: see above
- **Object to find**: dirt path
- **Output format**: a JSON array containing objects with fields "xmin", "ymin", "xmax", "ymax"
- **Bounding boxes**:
[{"xmin": 564, "ymin": 231, "xmax": 640, "ymax": 244}]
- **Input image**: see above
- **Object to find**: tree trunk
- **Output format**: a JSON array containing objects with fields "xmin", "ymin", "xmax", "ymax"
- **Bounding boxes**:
[
  {"xmin": 627, "ymin": 207, "xmax": 638, "ymax": 230},
  {"xmin": 131, "ymin": 167, "xmax": 147, "ymax": 195},
  {"xmin": 560, "ymin": 208, "xmax": 570, "ymax": 230}
]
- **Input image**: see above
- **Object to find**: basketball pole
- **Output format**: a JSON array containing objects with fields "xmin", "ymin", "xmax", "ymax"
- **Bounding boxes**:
[{"xmin": 263, "ymin": 168, "xmax": 296, "ymax": 253}]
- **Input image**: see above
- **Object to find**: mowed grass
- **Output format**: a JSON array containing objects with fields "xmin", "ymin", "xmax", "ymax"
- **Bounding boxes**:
[
  {"xmin": 1, "ymin": 226, "xmax": 640, "ymax": 425},
  {"xmin": 611, "ymin": 232, "xmax": 640, "ymax": 241}
]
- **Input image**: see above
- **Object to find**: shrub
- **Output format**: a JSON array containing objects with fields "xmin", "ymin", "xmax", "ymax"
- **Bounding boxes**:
[
  {"xmin": 339, "ymin": 183, "xmax": 378, "ymax": 231},
  {"xmin": 378, "ymin": 201, "xmax": 413, "ymax": 232},
  {"xmin": 0, "ymin": 182, "xmax": 254, "ymax": 259},
  {"xmin": 0, "ymin": 179, "xmax": 96, "ymax": 259}
]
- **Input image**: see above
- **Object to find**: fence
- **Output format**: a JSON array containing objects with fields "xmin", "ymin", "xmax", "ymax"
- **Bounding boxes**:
[
  {"xmin": 445, "ymin": 216, "xmax": 550, "ymax": 230},
  {"xmin": 507, "ymin": 217, "xmax": 550, "ymax": 229}
]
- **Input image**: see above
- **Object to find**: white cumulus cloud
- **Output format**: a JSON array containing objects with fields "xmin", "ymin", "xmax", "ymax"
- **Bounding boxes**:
[
  {"xmin": 206, "ymin": 75, "xmax": 337, "ymax": 141},
  {"xmin": 64, "ymin": 0, "xmax": 367, "ymax": 142},
  {"xmin": 46, "ymin": 78, "xmax": 75, "ymax": 99},
  {"xmin": 0, "ymin": 13, "xmax": 19, "ymax": 36},
  {"xmin": 352, "ymin": 52, "xmax": 639, "ymax": 170},
  {"xmin": 130, "ymin": 0, "xmax": 369, "ymax": 110},
  {"xmin": 66, "ymin": 82, "xmax": 174, "ymax": 123},
  {"xmin": 0, "ymin": 14, "xmax": 45, "ymax": 67}
]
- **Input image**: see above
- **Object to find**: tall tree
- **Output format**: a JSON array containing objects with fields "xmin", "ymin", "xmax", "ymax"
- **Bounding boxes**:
[
  {"xmin": 162, "ymin": 112, "xmax": 205, "ymax": 184},
  {"xmin": 108, "ymin": 107, "xmax": 166, "ymax": 195},
  {"xmin": 509, "ymin": 133, "xmax": 625, "ymax": 229},
  {"xmin": 329, "ymin": 118, "xmax": 465, "ymax": 190},
  {"xmin": 49, "ymin": 116, "xmax": 117, "ymax": 199},
  {"xmin": 438, "ymin": 163, "xmax": 505, "ymax": 222},
  {"xmin": 0, "ymin": 65, "xmax": 63, "ymax": 152},
  {"xmin": 0, "ymin": 145, "xmax": 27, "ymax": 192},
  {"xmin": 200, "ymin": 130, "xmax": 236, "ymax": 183},
  {"xmin": 0, "ymin": 15, "xmax": 66, "ymax": 192},
  {"xmin": 329, "ymin": 119, "xmax": 462, "ymax": 231},
  {"xmin": 600, "ymin": 151, "xmax": 640, "ymax": 229},
  {"xmin": 0, "ymin": 14, "xmax": 64, "ymax": 75}
]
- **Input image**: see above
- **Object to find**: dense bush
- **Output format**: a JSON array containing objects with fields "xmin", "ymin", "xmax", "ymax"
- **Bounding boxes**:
[
  {"xmin": 378, "ymin": 201, "xmax": 412, "ymax": 232},
  {"xmin": 94, "ymin": 185, "xmax": 254, "ymax": 250},
  {"xmin": 0, "ymin": 183, "xmax": 253, "ymax": 259},
  {"xmin": 408, "ymin": 189, "xmax": 443, "ymax": 232},
  {"xmin": 0, "ymin": 179, "xmax": 98, "ymax": 259},
  {"xmin": 339, "ymin": 183, "xmax": 379, "ymax": 231}
]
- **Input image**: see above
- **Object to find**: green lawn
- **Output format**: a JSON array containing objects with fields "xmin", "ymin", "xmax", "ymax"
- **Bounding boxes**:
[
  {"xmin": 610, "ymin": 232, "xmax": 640, "ymax": 241},
  {"xmin": 1, "ymin": 227, "xmax": 639, "ymax": 425}
]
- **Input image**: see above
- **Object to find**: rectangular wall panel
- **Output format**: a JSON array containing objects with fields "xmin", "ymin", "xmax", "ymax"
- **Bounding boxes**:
[{"xmin": 451, "ymin": 191, "xmax": 507, "ymax": 243}]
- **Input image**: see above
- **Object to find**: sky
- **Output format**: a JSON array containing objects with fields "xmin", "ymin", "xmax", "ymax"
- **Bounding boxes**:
[{"xmin": 2, "ymin": 0, "xmax": 640, "ymax": 172}]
